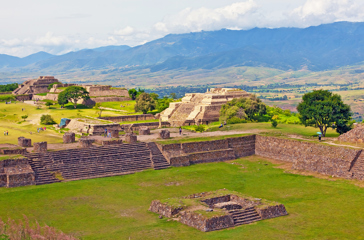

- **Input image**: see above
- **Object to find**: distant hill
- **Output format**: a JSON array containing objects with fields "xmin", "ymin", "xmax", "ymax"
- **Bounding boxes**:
[{"xmin": 1, "ymin": 22, "xmax": 364, "ymax": 72}]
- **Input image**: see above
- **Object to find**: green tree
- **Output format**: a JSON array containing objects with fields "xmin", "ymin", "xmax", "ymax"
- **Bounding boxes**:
[
  {"xmin": 297, "ymin": 90, "xmax": 352, "ymax": 136},
  {"xmin": 60, "ymin": 86, "xmax": 89, "ymax": 108},
  {"xmin": 169, "ymin": 93, "xmax": 177, "ymax": 99},
  {"xmin": 134, "ymin": 93, "xmax": 156, "ymax": 114},
  {"xmin": 220, "ymin": 95, "xmax": 266, "ymax": 123},
  {"xmin": 94, "ymin": 103, "xmax": 103, "ymax": 117},
  {"xmin": 45, "ymin": 101, "xmax": 53, "ymax": 108},
  {"xmin": 40, "ymin": 114, "xmax": 56, "ymax": 125},
  {"xmin": 128, "ymin": 89, "xmax": 138, "ymax": 100},
  {"xmin": 21, "ymin": 115, "xmax": 28, "ymax": 122},
  {"xmin": 156, "ymin": 97, "xmax": 174, "ymax": 112},
  {"xmin": 57, "ymin": 91, "xmax": 69, "ymax": 107}
]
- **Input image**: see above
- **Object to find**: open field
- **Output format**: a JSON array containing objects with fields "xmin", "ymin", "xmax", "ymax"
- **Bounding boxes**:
[{"xmin": 0, "ymin": 155, "xmax": 363, "ymax": 239}]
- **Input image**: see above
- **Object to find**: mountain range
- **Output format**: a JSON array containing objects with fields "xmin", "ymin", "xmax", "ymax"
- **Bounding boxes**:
[{"xmin": 1, "ymin": 21, "xmax": 364, "ymax": 72}]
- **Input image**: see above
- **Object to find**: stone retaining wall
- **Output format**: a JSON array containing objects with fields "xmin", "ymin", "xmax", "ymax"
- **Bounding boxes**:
[
  {"xmin": 255, "ymin": 136, "xmax": 359, "ymax": 178},
  {"xmin": 148, "ymin": 200, "xmax": 184, "ymax": 218},
  {"xmin": 0, "ymin": 148, "xmax": 26, "ymax": 155},
  {"xmin": 179, "ymin": 211, "xmax": 234, "ymax": 232},
  {"xmin": 95, "ymin": 139, "xmax": 123, "ymax": 145},
  {"xmin": 169, "ymin": 149, "xmax": 236, "ymax": 167},
  {"xmin": 15, "ymin": 94, "xmax": 32, "ymax": 101},
  {"xmin": 120, "ymin": 122, "xmax": 170, "ymax": 131},
  {"xmin": 256, "ymin": 204, "xmax": 288, "ymax": 220},
  {"xmin": 0, "ymin": 159, "xmax": 35, "ymax": 187},
  {"xmin": 100, "ymin": 114, "xmax": 155, "ymax": 122}
]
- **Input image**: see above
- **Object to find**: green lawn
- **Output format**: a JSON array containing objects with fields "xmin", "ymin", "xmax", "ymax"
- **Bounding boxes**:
[{"xmin": 0, "ymin": 156, "xmax": 363, "ymax": 239}]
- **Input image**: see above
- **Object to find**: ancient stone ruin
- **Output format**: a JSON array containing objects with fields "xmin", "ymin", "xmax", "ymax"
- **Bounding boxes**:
[
  {"xmin": 149, "ymin": 189, "xmax": 288, "ymax": 232},
  {"xmin": 79, "ymin": 138, "xmax": 95, "ymax": 148},
  {"xmin": 18, "ymin": 137, "xmax": 31, "ymax": 147},
  {"xmin": 63, "ymin": 132, "xmax": 76, "ymax": 143},
  {"xmin": 338, "ymin": 124, "xmax": 364, "ymax": 143},
  {"xmin": 159, "ymin": 129, "xmax": 170, "ymax": 139},
  {"xmin": 0, "ymin": 159, "xmax": 35, "ymax": 188},
  {"xmin": 125, "ymin": 133, "xmax": 137, "ymax": 144},
  {"xmin": 139, "ymin": 127, "xmax": 150, "ymax": 135},
  {"xmin": 160, "ymin": 88, "xmax": 250, "ymax": 126},
  {"xmin": 110, "ymin": 130, "xmax": 119, "ymax": 138},
  {"xmin": 12, "ymin": 76, "xmax": 59, "ymax": 95},
  {"xmin": 33, "ymin": 142, "xmax": 47, "ymax": 153}
]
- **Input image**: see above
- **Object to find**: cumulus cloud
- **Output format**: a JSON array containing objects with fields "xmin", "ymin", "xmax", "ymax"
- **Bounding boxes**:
[
  {"xmin": 114, "ymin": 26, "xmax": 135, "ymax": 36},
  {"xmin": 153, "ymin": 1, "xmax": 260, "ymax": 33},
  {"xmin": 288, "ymin": 0, "xmax": 364, "ymax": 27}
]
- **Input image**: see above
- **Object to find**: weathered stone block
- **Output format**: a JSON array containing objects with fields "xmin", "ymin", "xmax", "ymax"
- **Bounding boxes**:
[
  {"xmin": 125, "ymin": 133, "xmax": 137, "ymax": 144},
  {"xmin": 18, "ymin": 137, "xmax": 31, "ymax": 147},
  {"xmin": 63, "ymin": 132, "xmax": 75, "ymax": 143},
  {"xmin": 159, "ymin": 129, "xmax": 170, "ymax": 139},
  {"xmin": 139, "ymin": 126, "xmax": 150, "ymax": 135},
  {"xmin": 79, "ymin": 138, "xmax": 95, "ymax": 148},
  {"xmin": 33, "ymin": 142, "xmax": 47, "ymax": 153},
  {"xmin": 111, "ymin": 130, "xmax": 119, "ymax": 138}
]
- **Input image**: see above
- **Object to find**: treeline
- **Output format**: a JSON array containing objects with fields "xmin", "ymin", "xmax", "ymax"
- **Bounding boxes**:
[{"xmin": 0, "ymin": 83, "xmax": 18, "ymax": 92}]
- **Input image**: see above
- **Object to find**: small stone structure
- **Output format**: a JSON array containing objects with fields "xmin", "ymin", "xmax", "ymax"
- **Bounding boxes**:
[
  {"xmin": 12, "ymin": 76, "xmax": 59, "ymax": 95},
  {"xmin": 125, "ymin": 133, "xmax": 137, "ymax": 144},
  {"xmin": 149, "ymin": 190, "xmax": 287, "ymax": 232},
  {"xmin": 0, "ymin": 159, "xmax": 35, "ymax": 188},
  {"xmin": 139, "ymin": 127, "xmax": 150, "ymax": 135},
  {"xmin": 111, "ymin": 130, "xmax": 119, "ymax": 138},
  {"xmin": 63, "ymin": 132, "xmax": 75, "ymax": 143},
  {"xmin": 18, "ymin": 137, "xmax": 31, "ymax": 147},
  {"xmin": 159, "ymin": 129, "xmax": 170, "ymax": 139},
  {"xmin": 33, "ymin": 142, "xmax": 47, "ymax": 153},
  {"xmin": 79, "ymin": 138, "xmax": 95, "ymax": 148}
]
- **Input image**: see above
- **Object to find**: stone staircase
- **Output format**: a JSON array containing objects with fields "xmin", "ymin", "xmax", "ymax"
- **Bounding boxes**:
[
  {"xmin": 169, "ymin": 103, "xmax": 196, "ymax": 126},
  {"xmin": 25, "ymin": 143, "xmax": 157, "ymax": 184},
  {"xmin": 26, "ymin": 156, "xmax": 61, "ymax": 185},
  {"xmin": 350, "ymin": 150, "xmax": 364, "ymax": 180},
  {"xmin": 228, "ymin": 207, "xmax": 261, "ymax": 226},
  {"xmin": 147, "ymin": 142, "xmax": 170, "ymax": 170}
]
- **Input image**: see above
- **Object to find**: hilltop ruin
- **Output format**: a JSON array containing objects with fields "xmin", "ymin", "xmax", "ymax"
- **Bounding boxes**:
[{"xmin": 160, "ymin": 88, "xmax": 250, "ymax": 126}]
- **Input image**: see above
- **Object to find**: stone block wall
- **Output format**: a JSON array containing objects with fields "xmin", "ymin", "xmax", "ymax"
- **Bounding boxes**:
[
  {"xmin": 139, "ymin": 127, "xmax": 150, "ymax": 135},
  {"xmin": 159, "ymin": 129, "xmax": 170, "ymax": 139},
  {"xmin": 256, "ymin": 204, "xmax": 288, "ymax": 220},
  {"xmin": 18, "ymin": 137, "xmax": 31, "ymax": 147},
  {"xmin": 179, "ymin": 211, "xmax": 234, "ymax": 232},
  {"xmin": 255, "ymin": 136, "xmax": 359, "ymax": 178},
  {"xmin": 15, "ymin": 94, "xmax": 32, "ymax": 101},
  {"xmin": 125, "ymin": 133, "xmax": 137, "ymax": 144},
  {"xmin": 182, "ymin": 140, "xmax": 228, "ymax": 154},
  {"xmin": 149, "ymin": 200, "xmax": 185, "ymax": 218},
  {"xmin": 0, "ymin": 148, "xmax": 26, "ymax": 155},
  {"xmin": 79, "ymin": 138, "xmax": 95, "ymax": 148},
  {"xmin": 63, "ymin": 132, "xmax": 75, "ymax": 143},
  {"xmin": 33, "ymin": 142, "xmax": 47, "ymax": 153},
  {"xmin": 111, "ymin": 130, "xmax": 119, "ymax": 138},
  {"xmin": 0, "ymin": 159, "xmax": 35, "ymax": 187},
  {"xmin": 99, "ymin": 114, "xmax": 155, "ymax": 122}
]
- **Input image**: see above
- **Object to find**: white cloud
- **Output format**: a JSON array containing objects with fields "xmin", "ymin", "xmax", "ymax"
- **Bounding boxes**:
[
  {"xmin": 114, "ymin": 26, "xmax": 135, "ymax": 36},
  {"xmin": 153, "ymin": 1, "xmax": 260, "ymax": 33},
  {"xmin": 288, "ymin": 0, "xmax": 364, "ymax": 26}
]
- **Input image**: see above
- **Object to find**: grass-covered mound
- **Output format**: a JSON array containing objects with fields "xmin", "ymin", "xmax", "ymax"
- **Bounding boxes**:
[{"xmin": 0, "ymin": 155, "xmax": 363, "ymax": 239}]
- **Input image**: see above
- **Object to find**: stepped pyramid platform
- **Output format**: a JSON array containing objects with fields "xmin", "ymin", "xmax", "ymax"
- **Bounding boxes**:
[
  {"xmin": 149, "ymin": 189, "xmax": 288, "ymax": 232},
  {"xmin": 12, "ymin": 76, "xmax": 59, "ymax": 95},
  {"xmin": 160, "ymin": 88, "xmax": 250, "ymax": 127},
  {"xmin": 23, "ymin": 142, "xmax": 170, "ymax": 185}
]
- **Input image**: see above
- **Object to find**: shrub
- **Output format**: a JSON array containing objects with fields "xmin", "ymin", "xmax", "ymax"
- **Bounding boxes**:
[
  {"xmin": 40, "ymin": 114, "xmax": 56, "ymax": 125},
  {"xmin": 271, "ymin": 119, "xmax": 278, "ymax": 128},
  {"xmin": 21, "ymin": 115, "xmax": 28, "ymax": 121},
  {"xmin": 194, "ymin": 125, "xmax": 206, "ymax": 132}
]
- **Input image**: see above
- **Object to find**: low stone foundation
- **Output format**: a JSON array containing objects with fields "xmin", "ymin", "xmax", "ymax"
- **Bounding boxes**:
[
  {"xmin": 0, "ymin": 159, "xmax": 35, "ymax": 188},
  {"xmin": 0, "ymin": 148, "xmax": 26, "ymax": 155},
  {"xmin": 256, "ymin": 204, "xmax": 288, "ymax": 220},
  {"xmin": 18, "ymin": 137, "xmax": 31, "ymax": 147},
  {"xmin": 139, "ymin": 127, "xmax": 150, "ymax": 135},
  {"xmin": 111, "ymin": 130, "xmax": 119, "ymax": 138},
  {"xmin": 159, "ymin": 129, "xmax": 170, "ymax": 139},
  {"xmin": 63, "ymin": 132, "xmax": 75, "ymax": 143},
  {"xmin": 125, "ymin": 133, "xmax": 137, "ymax": 144},
  {"xmin": 95, "ymin": 139, "xmax": 123, "ymax": 146},
  {"xmin": 79, "ymin": 138, "xmax": 95, "ymax": 148},
  {"xmin": 33, "ymin": 142, "xmax": 47, "ymax": 153},
  {"xmin": 148, "ymin": 200, "xmax": 185, "ymax": 218}
]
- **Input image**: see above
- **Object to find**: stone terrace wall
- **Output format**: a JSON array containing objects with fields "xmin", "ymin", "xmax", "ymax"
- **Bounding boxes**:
[
  {"xmin": 149, "ymin": 200, "xmax": 184, "ymax": 218},
  {"xmin": 0, "ymin": 159, "xmax": 35, "ymax": 187},
  {"xmin": 182, "ymin": 140, "xmax": 228, "ymax": 154},
  {"xmin": 338, "ymin": 125, "xmax": 364, "ymax": 143},
  {"xmin": 99, "ymin": 114, "xmax": 155, "ymax": 122},
  {"xmin": 256, "ymin": 136, "xmax": 359, "ymax": 178},
  {"xmin": 0, "ymin": 148, "xmax": 26, "ymax": 155},
  {"xmin": 179, "ymin": 211, "xmax": 234, "ymax": 232},
  {"xmin": 256, "ymin": 204, "xmax": 288, "ymax": 220}
]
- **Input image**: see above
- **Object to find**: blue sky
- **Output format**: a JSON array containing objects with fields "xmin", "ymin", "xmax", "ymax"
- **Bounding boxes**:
[{"xmin": 1, "ymin": 0, "xmax": 363, "ymax": 57}]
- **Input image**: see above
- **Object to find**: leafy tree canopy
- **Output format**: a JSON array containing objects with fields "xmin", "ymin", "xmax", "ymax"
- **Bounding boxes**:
[
  {"xmin": 40, "ymin": 114, "xmax": 56, "ymax": 125},
  {"xmin": 0, "ymin": 83, "xmax": 18, "ymax": 93},
  {"xmin": 60, "ymin": 86, "xmax": 89, "ymax": 108},
  {"xmin": 134, "ymin": 93, "xmax": 156, "ymax": 114},
  {"xmin": 297, "ymin": 90, "xmax": 352, "ymax": 136},
  {"xmin": 128, "ymin": 88, "xmax": 145, "ymax": 100},
  {"xmin": 220, "ymin": 95, "xmax": 267, "ymax": 124},
  {"xmin": 47, "ymin": 82, "xmax": 62, "ymax": 90}
]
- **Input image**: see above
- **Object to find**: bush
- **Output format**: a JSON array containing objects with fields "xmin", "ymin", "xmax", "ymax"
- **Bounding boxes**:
[
  {"xmin": 271, "ymin": 120, "xmax": 278, "ymax": 128},
  {"xmin": 40, "ymin": 114, "xmax": 56, "ymax": 125},
  {"xmin": 194, "ymin": 125, "xmax": 206, "ymax": 132},
  {"xmin": 227, "ymin": 116, "xmax": 247, "ymax": 124}
]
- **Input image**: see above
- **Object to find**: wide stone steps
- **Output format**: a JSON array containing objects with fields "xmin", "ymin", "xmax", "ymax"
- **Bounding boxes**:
[
  {"xmin": 228, "ymin": 207, "xmax": 261, "ymax": 226},
  {"xmin": 28, "ymin": 159, "xmax": 61, "ymax": 185},
  {"xmin": 350, "ymin": 151, "xmax": 364, "ymax": 180},
  {"xmin": 147, "ymin": 142, "xmax": 170, "ymax": 170}
]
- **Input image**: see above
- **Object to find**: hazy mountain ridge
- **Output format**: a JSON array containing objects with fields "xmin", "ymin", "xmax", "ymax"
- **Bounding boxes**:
[{"xmin": 1, "ymin": 21, "xmax": 364, "ymax": 72}]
